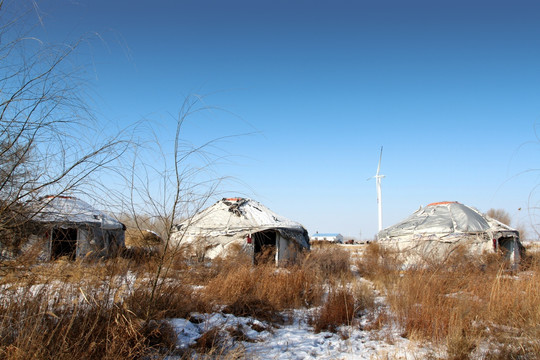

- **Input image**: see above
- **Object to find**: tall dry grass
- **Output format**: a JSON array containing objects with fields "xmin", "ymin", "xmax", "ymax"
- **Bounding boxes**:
[
  {"xmin": 301, "ymin": 245, "xmax": 352, "ymax": 283},
  {"xmin": 1, "ymin": 244, "xmax": 352, "ymax": 359},
  {"xmin": 310, "ymin": 289, "xmax": 355, "ymax": 333},
  {"xmin": 202, "ymin": 262, "xmax": 324, "ymax": 317},
  {"xmin": 16, "ymin": 238, "xmax": 540, "ymax": 359},
  {"xmin": 0, "ymin": 277, "xmax": 177, "ymax": 359},
  {"xmin": 199, "ymin": 245, "xmax": 356, "ymax": 317},
  {"xmin": 358, "ymin": 242, "xmax": 540, "ymax": 359},
  {"xmin": 0, "ymin": 255, "xmax": 197, "ymax": 359},
  {"xmin": 356, "ymin": 242, "xmax": 402, "ymax": 290}
]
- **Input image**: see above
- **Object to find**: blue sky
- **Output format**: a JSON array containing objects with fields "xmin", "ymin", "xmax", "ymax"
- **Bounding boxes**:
[{"xmin": 26, "ymin": 0, "xmax": 540, "ymax": 239}]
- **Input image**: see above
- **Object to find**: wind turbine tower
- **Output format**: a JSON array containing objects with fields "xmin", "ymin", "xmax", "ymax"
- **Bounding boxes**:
[{"xmin": 372, "ymin": 146, "xmax": 385, "ymax": 233}]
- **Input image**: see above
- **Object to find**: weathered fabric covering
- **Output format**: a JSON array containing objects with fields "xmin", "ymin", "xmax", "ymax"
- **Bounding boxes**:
[
  {"xmin": 13, "ymin": 196, "xmax": 126, "ymax": 260},
  {"xmin": 31, "ymin": 196, "xmax": 124, "ymax": 230},
  {"xmin": 171, "ymin": 198, "xmax": 309, "ymax": 259},
  {"xmin": 377, "ymin": 202, "xmax": 521, "ymax": 264}
]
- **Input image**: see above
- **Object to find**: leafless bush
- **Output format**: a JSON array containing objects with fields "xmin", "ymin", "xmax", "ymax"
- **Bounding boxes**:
[
  {"xmin": 486, "ymin": 208, "xmax": 512, "ymax": 226},
  {"xmin": 0, "ymin": 1, "xmax": 131, "ymax": 259}
]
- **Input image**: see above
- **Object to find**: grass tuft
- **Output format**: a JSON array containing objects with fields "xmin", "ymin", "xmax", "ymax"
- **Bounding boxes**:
[{"xmin": 310, "ymin": 289, "xmax": 355, "ymax": 333}]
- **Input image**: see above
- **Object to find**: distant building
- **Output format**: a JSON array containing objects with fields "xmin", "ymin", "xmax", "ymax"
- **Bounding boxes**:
[{"xmin": 310, "ymin": 233, "xmax": 344, "ymax": 244}]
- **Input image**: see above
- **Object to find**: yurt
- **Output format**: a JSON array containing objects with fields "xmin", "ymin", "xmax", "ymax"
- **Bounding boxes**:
[
  {"xmin": 377, "ymin": 201, "xmax": 523, "ymax": 265},
  {"xmin": 26, "ymin": 195, "xmax": 125, "ymax": 260},
  {"xmin": 171, "ymin": 197, "xmax": 310, "ymax": 264}
]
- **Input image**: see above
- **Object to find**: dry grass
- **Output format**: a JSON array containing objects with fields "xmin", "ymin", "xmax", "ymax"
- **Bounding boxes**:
[
  {"xmin": 310, "ymin": 289, "xmax": 355, "ymax": 333},
  {"xmin": 356, "ymin": 242, "xmax": 402, "ymax": 290},
  {"xmin": 124, "ymin": 281, "xmax": 208, "ymax": 320},
  {"xmin": 301, "ymin": 246, "xmax": 352, "ymax": 282},
  {"xmin": 3, "ymin": 237, "xmax": 538, "ymax": 359},
  {"xmin": 0, "ymin": 281, "xmax": 177, "ymax": 359},
  {"xmin": 359, "ymin": 243, "xmax": 540, "ymax": 359},
  {"xmin": 124, "ymin": 228, "xmax": 162, "ymax": 248},
  {"xmin": 0, "ymin": 255, "xmax": 192, "ymax": 359},
  {"xmin": 0, "ymin": 245, "xmax": 329, "ymax": 358},
  {"xmin": 310, "ymin": 277, "xmax": 376, "ymax": 334},
  {"xmin": 202, "ymin": 262, "xmax": 324, "ymax": 314}
]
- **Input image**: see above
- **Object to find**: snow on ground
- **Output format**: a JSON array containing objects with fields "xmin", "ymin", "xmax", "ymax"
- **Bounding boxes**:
[{"xmin": 168, "ymin": 309, "xmax": 434, "ymax": 359}]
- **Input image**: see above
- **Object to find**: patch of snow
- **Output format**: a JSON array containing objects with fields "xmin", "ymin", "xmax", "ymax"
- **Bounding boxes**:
[
  {"xmin": 167, "ymin": 308, "xmax": 433, "ymax": 359},
  {"xmin": 169, "ymin": 318, "xmax": 199, "ymax": 348}
]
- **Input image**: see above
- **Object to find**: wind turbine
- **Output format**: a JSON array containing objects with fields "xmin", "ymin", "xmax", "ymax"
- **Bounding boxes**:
[{"xmin": 369, "ymin": 147, "xmax": 385, "ymax": 233}]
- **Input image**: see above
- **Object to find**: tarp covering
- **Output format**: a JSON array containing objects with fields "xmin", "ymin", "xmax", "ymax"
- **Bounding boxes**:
[
  {"xmin": 171, "ymin": 198, "xmax": 310, "ymax": 259},
  {"xmin": 378, "ymin": 201, "xmax": 497, "ymax": 238},
  {"xmin": 377, "ymin": 201, "xmax": 522, "ymax": 264},
  {"xmin": 31, "ymin": 196, "xmax": 124, "ymax": 230}
]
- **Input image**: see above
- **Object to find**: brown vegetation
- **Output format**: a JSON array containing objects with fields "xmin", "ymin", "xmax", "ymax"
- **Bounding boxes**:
[
  {"xmin": 0, "ymin": 245, "xmax": 349, "ymax": 358},
  {"xmin": 356, "ymin": 242, "xmax": 540, "ymax": 359},
  {"xmin": 124, "ymin": 228, "xmax": 162, "ymax": 248},
  {"xmin": 1, "ymin": 239, "xmax": 540, "ymax": 359},
  {"xmin": 310, "ymin": 289, "xmax": 355, "ymax": 333},
  {"xmin": 0, "ymin": 274, "xmax": 177, "ymax": 359}
]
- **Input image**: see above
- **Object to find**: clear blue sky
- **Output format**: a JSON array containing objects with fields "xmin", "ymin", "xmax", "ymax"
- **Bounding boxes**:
[{"xmin": 25, "ymin": 0, "xmax": 540, "ymax": 239}]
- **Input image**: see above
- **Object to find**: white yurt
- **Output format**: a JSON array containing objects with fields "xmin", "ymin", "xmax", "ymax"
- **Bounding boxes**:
[
  {"xmin": 377, "ymin": 201, "xmax": 523, "ymax": 265},
  {"xmin": 171, "ymin": 197, "xmax": 310, "ymax": 264},
  {"xmin": 27, "ymin": 195, "xmax": 125, "ymax": 260}
]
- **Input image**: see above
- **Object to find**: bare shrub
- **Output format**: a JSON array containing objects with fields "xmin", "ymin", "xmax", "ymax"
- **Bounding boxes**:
[
  {"xmin": 486, "ymin": 209, "xmax": 512, "ymax": 226},
  {"xmin": 0, "ymin": 1, "xmax": 129, "ymax": 254}
]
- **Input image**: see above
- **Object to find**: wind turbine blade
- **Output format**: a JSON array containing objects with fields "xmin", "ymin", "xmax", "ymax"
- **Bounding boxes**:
[{"xmin": 376, "ymin": 146, "xmax": 383, "ymax": 175}]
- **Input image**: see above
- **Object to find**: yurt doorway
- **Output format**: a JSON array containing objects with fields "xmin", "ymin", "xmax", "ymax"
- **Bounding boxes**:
[
  {"xmin": 498, "ymin": 237, "xmax": 520, "ymax": 261},
  {"xmin": 253, "ymin": 230, "xmax": 277, "ymax": 264},
  {"xmin": 51, "ymin": 228, "xmax": 77, "ymax": 260}
]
